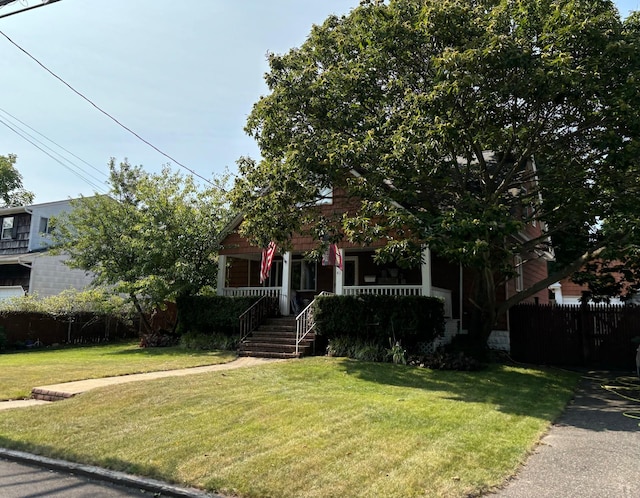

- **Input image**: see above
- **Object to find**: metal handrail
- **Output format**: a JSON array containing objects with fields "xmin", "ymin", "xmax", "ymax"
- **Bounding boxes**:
[
  {"xmin": 238, "ymin": 293, "xmax": 279, "ymax": 343},
  {"xmin": 295, "ymin": 291, "xmax": 333, "ymax": 355}
]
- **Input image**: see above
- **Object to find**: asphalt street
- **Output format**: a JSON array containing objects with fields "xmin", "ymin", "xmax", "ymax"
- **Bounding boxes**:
[{"xmin": 0, "ymin": 457, "xmax": 149, "ymax": 498}]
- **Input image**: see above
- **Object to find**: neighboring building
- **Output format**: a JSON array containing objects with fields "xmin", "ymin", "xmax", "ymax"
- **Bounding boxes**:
[
  {"xmin": 0, "ymin": 199, "xmax": 94, "ymax": 297},
  {"xmin": 218, "ymin": 161, "xmax": 552, "ymax": 351}
]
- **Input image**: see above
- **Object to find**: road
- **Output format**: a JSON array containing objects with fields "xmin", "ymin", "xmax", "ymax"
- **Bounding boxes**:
[{"xmin": 0, "ymin": 458, "xmax": 149, "ymax": 498}]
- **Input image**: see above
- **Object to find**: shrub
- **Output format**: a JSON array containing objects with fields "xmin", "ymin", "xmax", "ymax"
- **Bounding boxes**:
[
  {"xmin": 314, "ymin": 295, "xmax": 444, "ymax": 352},
  {"xmin": 140, "ymin": 329, "xmax": 179, "ymax": 348},
  {"xmin": 326, "ymin": 336, "xmax": 387, "ymax": 363},
  {"xmin": 180, "ymin": 331, "xmax": 237, "ymax": 351},
  {"xmin": 407, "ymin": 351, "xmax": 483, "ymax": 371},
  {"xmin": 176, "ymin": 296, "xmax": 263, "ymax": 336},
  {"xmin": 0, "ymin": 326, "xmax": 6, "ymax": 351}
]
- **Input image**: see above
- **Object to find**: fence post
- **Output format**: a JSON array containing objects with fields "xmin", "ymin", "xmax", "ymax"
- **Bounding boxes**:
[{"xmin": 579, "ymin": 294, "xmax": 591, "ymax": 365}]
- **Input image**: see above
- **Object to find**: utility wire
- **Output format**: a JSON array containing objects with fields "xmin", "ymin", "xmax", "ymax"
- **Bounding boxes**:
[
  {"xmin": 0, "ymin": 110, "xmax": 108, "ymax": 189},
  {"xmin": 0, "ymin": 28, "xmax": 214, "ymax": 186},
  {"xmin": 0, "ymin": 0, "xmax": 62, "ymax": 21},
  {"xmin": 0, "ymin": 116, "xmax": 108, "ymax": 193},
  {"xmin": 0, "ymin": 107, "xmax": 108, "ymax": 181}
]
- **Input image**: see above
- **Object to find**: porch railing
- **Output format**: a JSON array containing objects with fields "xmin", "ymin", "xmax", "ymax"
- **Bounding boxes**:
[
  {"xmin": 343, "ymin": 285, "xmax": 422, "ymax": 296},
  {"xmin": 238, "ymin": 292, "xmax": 280, "ymax": 343},
  {"xmin": 224, "ymin": 287, "xmax": 280, "ymax": 298},
  {"xmin": 295, "ymin": 291, "xmax": 333, "ymax": 356}
]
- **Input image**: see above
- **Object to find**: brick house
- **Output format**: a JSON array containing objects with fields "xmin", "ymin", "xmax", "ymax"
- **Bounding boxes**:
[{"xmin": 218, "ymin": 161, "xmax": 552, "ymax": 350}]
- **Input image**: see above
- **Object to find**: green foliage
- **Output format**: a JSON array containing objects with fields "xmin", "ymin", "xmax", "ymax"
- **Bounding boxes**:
[
  {"xmin": 314, "ymin": 295, "xmax": 444, "ymax": 349},
  {"xmin": 0, "ymin": 326, "xmax": 6, "ymax": 351},
  {"xmin": 386, "ymin": 339, "xmax": 407, "ymax": 365},
  {"xmin": 326, "ymin": 336, "xmax": 386, "ymax": 362},
  {"xmin": 180, "ymin": 331, "xmax": 238, "ymax": 351},
  {"xmin": 0, "ymin": 154, "xmax": 34, "ymax": 207},
  {"xmin": 408, "ymin": 351, "xmax": 483, "ymax": 371},
  {"xmin": 176, "ymin": 296, "xmax": 260, "ymax": 336},
  {"xmin": 0, "ymin": 288, "xmax": 134, "ymax": 320},
  {"xmin": 232, "ymin": 0, "xmax": 640, "ymax": 340},
  {"xmin": 51, "ymin": 159, "xmax": 233, "ymax": 316}
]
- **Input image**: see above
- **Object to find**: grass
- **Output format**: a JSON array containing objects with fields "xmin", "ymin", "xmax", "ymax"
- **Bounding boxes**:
[
  {"xmin": 0, "ymin": 341, "xmax": 237, "ymax": 400},
  {"xmin": 0, "ymin": 357, "xmax": 578, "ymax": 498}
]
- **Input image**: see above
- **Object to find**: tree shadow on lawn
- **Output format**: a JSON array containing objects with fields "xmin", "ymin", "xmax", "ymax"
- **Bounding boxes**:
[
  {"xmin": 337, "ymin": 359, "xmax": 578, "ymax": 422},
  {"xmin": 105, "ymin": 346, "xmax": 234, "ymax": 359}
]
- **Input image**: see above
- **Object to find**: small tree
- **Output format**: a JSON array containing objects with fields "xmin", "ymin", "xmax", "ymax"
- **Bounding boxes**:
[
  {"xmin": 52, "ymin": 158, "xmax": 233, "ymax": 330},
  {"xmin": 0, "ymin": 154, "xmax": 34, "ymax": 206}
]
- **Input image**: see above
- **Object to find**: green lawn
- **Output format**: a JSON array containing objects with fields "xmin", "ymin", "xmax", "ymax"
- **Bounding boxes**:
[
  {"xmin": 0, "ymin": 342, "xmax": 236, "ymax": 400},
  {"xmin": 0, "ymin": 357, "xmax": 578, "ymax": 498}
]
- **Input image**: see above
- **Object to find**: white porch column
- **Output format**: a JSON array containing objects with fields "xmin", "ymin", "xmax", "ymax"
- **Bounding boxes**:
[
  {"xmin": 549, "ymin": 282, "xmax": 563, "ymax": 305},
  {"xmin": 421, "ymin": 247, "xmax": 432, "ymax": 297},
  {"xmin": 216, "ymin": 255, "xmax": 227, "ymax": 296},
  {"xmin": 335, "ymin": 248, "xmax": 345, "ymax": 295},
  {"xmin": 280, "ymin": 251, "xmax": 293, "ymax": 315}
]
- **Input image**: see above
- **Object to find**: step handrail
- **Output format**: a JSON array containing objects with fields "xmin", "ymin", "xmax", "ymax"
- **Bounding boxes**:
[
  {"xmin": 295, "ymin": 291, "xmax": 333, "ymax": 355},
  {"xmin": 239, "ymin": 293, "xmax": 279, "ymax": 344}
]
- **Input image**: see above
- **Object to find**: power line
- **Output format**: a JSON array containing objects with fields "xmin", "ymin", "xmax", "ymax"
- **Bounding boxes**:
[
  {"xmin": 0, "ymin": 116, "xmax": 108, "ymax": 193},
  {"xmin": 0, "ymin": 29, "xmax": 214, "ymax": 186},
  {"xmin": 0, "ymin": 107, "xmax": 108, "ymax": 181},
  {"xmin": 0, "ymin": 0, "xmax": 62, "ymax": 21}
]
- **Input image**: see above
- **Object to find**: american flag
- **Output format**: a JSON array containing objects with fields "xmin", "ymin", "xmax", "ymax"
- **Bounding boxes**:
[
  {"xmin": 260, "ymin": 241, "xmax": 277, "ymax": 284},
  {"xmin": 322, "ymin": 243, "xmax": 343, "ymax": 271}
]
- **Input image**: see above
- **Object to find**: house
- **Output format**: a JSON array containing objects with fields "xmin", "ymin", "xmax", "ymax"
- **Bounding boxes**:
[
  {"xmin": 218, "ymin": 161, "xmax": 552, "ymax": 354},
  {"xmin": 0, "ymin": 199, "xmax": 94, "ymax": 298}
]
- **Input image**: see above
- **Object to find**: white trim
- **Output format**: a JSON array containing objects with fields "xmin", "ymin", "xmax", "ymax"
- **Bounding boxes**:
[
  {"xmin": 421, "ymin": 247, "xmax": 432, "ymax": 297},
  {"xmin": 216, "ymin": 255, "xmax": 227, "ymax": 296}
]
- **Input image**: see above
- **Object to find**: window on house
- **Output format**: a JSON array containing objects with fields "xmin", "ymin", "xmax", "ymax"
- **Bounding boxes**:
[
  {"xmin": 39, "ymin": 217, "xmax": 51, "ymax": 234},
  {"xmin": 1, "ymin": 217, "xmax": 14, "ymax": 240},
  {"xmin": 292, "ymin": 260, "xmax": 317, "ymax": 291},
  {"xmin": 514, "ymin": 255, "xmax": 524, "ymax": 293},
  {"xmin": 315, "ymin": 187, "xmax": 333, "ymax": 205}
]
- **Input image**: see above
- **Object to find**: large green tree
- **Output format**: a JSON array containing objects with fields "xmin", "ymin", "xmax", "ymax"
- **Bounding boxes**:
[
  {"xmin": 232, "ymin": 0, "xmax": 640, "ymax": 343},
  {"xmin": 0, "ymin": 154, "xmax": 34, "ymax": 206},
  {"xmin": 53, "ymin": 159, "xmax": 233, "ymax": 330}
]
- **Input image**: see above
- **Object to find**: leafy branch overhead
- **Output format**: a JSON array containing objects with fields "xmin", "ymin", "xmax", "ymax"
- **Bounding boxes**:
[{"xmin": 232, "ymin": 0, "xmax": 640, "ymax": 337}]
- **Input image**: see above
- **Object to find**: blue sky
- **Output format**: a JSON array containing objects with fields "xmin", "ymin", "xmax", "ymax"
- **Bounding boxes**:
[{"xmin": 0, "ymin": 0, "xmax": 638, "ymax": 203}]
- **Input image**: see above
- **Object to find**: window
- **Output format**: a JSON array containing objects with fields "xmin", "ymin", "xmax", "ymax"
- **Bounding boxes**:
[
  {"xmin": 1, "ymin": 217, "xmax": 14, "ymax": 240},
  {"xmin": 514, "ymin": 255, "xmax": 524, "ymax": 293},
  {"xmin": 292, "ymin": 260, "xmax": 317, "ymax": 291},
  {"xmin": 315, "ymin": 187, "xmax": 333, "ymax": 205},
  {"xmin": 39, "ymin": 217, "xmax": 51, "ymax": 234}
]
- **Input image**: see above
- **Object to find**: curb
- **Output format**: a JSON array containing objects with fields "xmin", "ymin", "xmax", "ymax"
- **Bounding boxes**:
[{"xmin": 0, "ymin": 448, "xmax": 223, "ymax": 498}]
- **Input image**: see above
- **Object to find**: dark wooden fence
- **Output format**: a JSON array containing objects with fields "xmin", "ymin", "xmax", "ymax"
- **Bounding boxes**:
[
  {"xmin": 0, "ymin": 312, "xmax": 137, "ymax": 347},
  {"xmin": 509, "ymin": 304, "xmax": 640, "ymax": 369}
]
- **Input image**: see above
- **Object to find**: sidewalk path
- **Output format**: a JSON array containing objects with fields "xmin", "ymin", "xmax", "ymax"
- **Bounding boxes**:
[
  {"xmin": 0, "ymin": 356, "xmax": 283, "ymax": 410},
  {"xmin": 490, "ymin": 373, "xmax": 640, "ymax": 498}
]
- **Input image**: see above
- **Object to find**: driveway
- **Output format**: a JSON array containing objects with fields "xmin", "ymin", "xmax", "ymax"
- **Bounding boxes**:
[{"xmin": 491, "ymin": 372, "xmax": 640, "ymax": 497}]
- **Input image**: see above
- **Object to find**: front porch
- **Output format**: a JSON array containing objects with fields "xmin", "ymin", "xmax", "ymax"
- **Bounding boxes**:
[{"xmin": 218, "ymin": 248, "xmax": 463, "ymax": 342}]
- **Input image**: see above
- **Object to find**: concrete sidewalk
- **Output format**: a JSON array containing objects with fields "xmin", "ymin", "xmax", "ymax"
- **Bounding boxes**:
[
  {"xmin": 0, "ymin": 356, "xmax": 282, "ymax": 410},
  {"xmin": 491, "ymin": 372, "xmax": 640, "ymax": 498}
]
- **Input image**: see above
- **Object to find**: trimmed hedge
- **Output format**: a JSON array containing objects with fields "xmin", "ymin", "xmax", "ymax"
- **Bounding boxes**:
[
  {"xmin": 176, "ymin": 295, "xmax": 260, "ymax": 336},
  {"xmin": 313, "ymin": 295, "xmax": 444, "ymax": 350}
]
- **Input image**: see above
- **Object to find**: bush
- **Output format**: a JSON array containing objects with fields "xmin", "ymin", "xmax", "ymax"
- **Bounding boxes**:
[
  {"xmin": 180, "ymin": 331, "xmax": 237, "ymax": 351},
  {"xmin": 314, "ymin": 295, "xmax": 444, "ymax": 352},
  {"xmin": 0, "ymin": 326, "xmax": 6, "ymax": 351},
  {"xmin": 176, "ymin": 296, "xmax": 263, "ymax": 335},
  {"xmin": 140, "ymin": 329, "xmax": 179, "ymax": 348},
  {"xmin": 408, "ymin": 351, "xmax": 483, "ymax": 371},
  {"xmin": 326, "ymin": 336, "xmax": 392, "ymax": 363}
]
